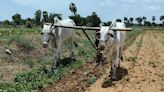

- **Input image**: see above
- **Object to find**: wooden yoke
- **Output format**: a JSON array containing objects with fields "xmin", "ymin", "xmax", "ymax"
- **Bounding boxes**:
[{"xmin": 53, "ymin": 24, "xmax": 132, "ymax": 31}]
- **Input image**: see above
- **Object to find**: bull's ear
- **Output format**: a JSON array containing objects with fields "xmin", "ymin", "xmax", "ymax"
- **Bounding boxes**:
[
  {"xmin": 109, "ymin": 34, "xmax": 114, "ymax": 38},
  {"xmin": 108, "ymin": 30, "xmax": 115, "ymax": 38},
  {"xmin": 107, "ymin": 33, "xmax": 114, "ymax": 38}
]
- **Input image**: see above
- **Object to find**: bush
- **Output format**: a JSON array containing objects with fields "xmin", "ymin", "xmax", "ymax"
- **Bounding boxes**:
[
  {"xmin": 25, "ymin": 21, "xmax": 32, "ymax": 28},
  {"xmin": 7, "ymin": 34, "xmax": 34, "ymax": 50}
]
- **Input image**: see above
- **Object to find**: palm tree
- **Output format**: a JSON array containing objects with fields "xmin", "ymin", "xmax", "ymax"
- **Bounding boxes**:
[
  {"xmin": 136, "ymin": 17, "xmax": 142, "ymax": 26},
  {"xmin": 142, "ymin": 16, "xmax": 147, "ymax": 26},
  {"xmin": 152, "ymin": 16, "xmax": 155, "ymax": 22},
  {"xmin": 152, "ymin": 16, "xmax": 156, "ymax": 26},
  {"xmin": 130, "ymin": 17, "xmax": 134, "ymax": 23},
  {"xmin": 69, "ymin": 3, "xmax": 77, "ymax": 15},
  {"xmin": 124, "ymin": 17, "xmax": 128, "ymax": 23},
  {"xmin": 116, "ymin": 19, "xmax": 122, "ymax": 22},
  {"xmin": 142, "ymin": 16, "xmax": 147, "ymax": 21},
  {"xmin": 129, "ymin": 17, "xmax": 134, "ymax": 26}
]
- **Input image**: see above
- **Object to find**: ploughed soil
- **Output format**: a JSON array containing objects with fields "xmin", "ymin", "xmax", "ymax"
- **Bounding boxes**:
[
  {"xmin": 42, "ymin": 31, "xmax": 164, "ymax": 92},
  {"xmin": 85, "ymin": 31, "xmax": 164, "ymax": 92}
]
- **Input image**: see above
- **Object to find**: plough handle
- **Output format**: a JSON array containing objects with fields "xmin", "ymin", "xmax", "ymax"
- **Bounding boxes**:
[{"xmin": 81, "ymin": 29, "xmax": 97, "ymax": 51}]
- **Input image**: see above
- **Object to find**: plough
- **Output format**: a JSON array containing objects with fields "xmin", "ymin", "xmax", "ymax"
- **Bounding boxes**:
[{"xmin": 53, "ymin": 24, "xmax": 132, "ymax": 64}]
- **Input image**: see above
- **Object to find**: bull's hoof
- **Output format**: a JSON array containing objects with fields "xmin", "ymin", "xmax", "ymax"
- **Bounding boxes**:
[{"xmin": 52, "ymin": 61, "xmax": 60, "ymax": 71}]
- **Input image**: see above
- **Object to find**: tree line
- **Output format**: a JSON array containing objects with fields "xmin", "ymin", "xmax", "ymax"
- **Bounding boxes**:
[{"xmin": 0, "ymin": 3, "xmax": 164, "ymax": 28}]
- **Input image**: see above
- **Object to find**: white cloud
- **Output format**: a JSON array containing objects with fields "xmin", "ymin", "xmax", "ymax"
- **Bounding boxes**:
[
  {"xmin": 122, "ymin": 0, "xmax": 164, "ymax": 3},
  {"xmin": 99, "ymin": 0, "xmax": 115, "ymax": 7},
  {"xmin": 100, "ymin": 0, "xmax": 164, "ymax": 7},
  {"xmin": 12, "ymin": 0, "xmax": 46, "ymax": 7},
  {"xmin": 11, "ymin": 0, "xmax": 72, "ymax": 19},
  {"xmin": 121, "ymin": 0, "xmax": 140, "ymax": 4},
  {"xmin": 120, "ymin": 0, "xmax": 163, "ymax": 10},
  {"xmin": 146, "ymin": 5, "xmax": 160, "ymax": 10},
  {"xmin": 12, "ymin": 0, "xmax": 70, "ymax": 10}
]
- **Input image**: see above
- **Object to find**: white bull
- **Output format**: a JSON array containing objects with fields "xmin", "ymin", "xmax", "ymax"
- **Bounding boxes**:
[
  {"xmin": 41, "ymin": 17, "xmax": 75, "ymax": 68},
  {"xmin": 98, "ymin": 20, "xmax": 126, "ymax": 80}
]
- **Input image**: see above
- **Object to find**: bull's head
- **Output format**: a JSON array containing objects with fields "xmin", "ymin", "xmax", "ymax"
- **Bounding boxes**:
[
  {"xmin": 98, "ymin": 27, "xmax": 114, "ymax": 51},
  {"xmin": 41, "ymin": 23, "xmax": 54, "ymax": 48}
]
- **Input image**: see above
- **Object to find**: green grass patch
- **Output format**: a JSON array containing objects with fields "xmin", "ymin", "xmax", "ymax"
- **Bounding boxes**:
[
  {"xmin": 125, "ymin": 28, "xmax": 144, "ymax": 49},
  {"xmin": 0, "ymin": 27, "xmax": 41, "ymax": 35},
  {"xmin": 85, "ymin": 74, "xmax": 97, "ymax": 86},
  {"xmin": 25, "ymin": 59, "xmax": 37, "ymax": 68},
  {"xmin": 0, "ymin": 58, "xmax": 83, "ymax": 91},
  {"xmin": 136, "ymin": 40, "xmax": 143, "ymax": 48},
  {"xmin": 125, "ymin": 56, "xmax": 137, "ymax": 62},
  {"xmin": 7, "ymin": 34, "xmax": 34, "ymax": 50},
  {"xmin": 122, "ymin": 75, "xmax": 130, "ymax": 82}
]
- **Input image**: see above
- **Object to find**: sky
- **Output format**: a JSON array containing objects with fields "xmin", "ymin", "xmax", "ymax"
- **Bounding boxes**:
[{"xmin": 0, "ymin": 0, "xmax": 163, "ymax": 22}]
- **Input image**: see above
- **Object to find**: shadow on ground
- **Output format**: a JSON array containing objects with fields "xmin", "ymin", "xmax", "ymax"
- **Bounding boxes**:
[
  {"xmin": 59, "ymin": 57, "xmax": 76, "ymax": 67},
  {"xmin": 101, "ymin": 67, "xmax": 128, "ymax": 88}
]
